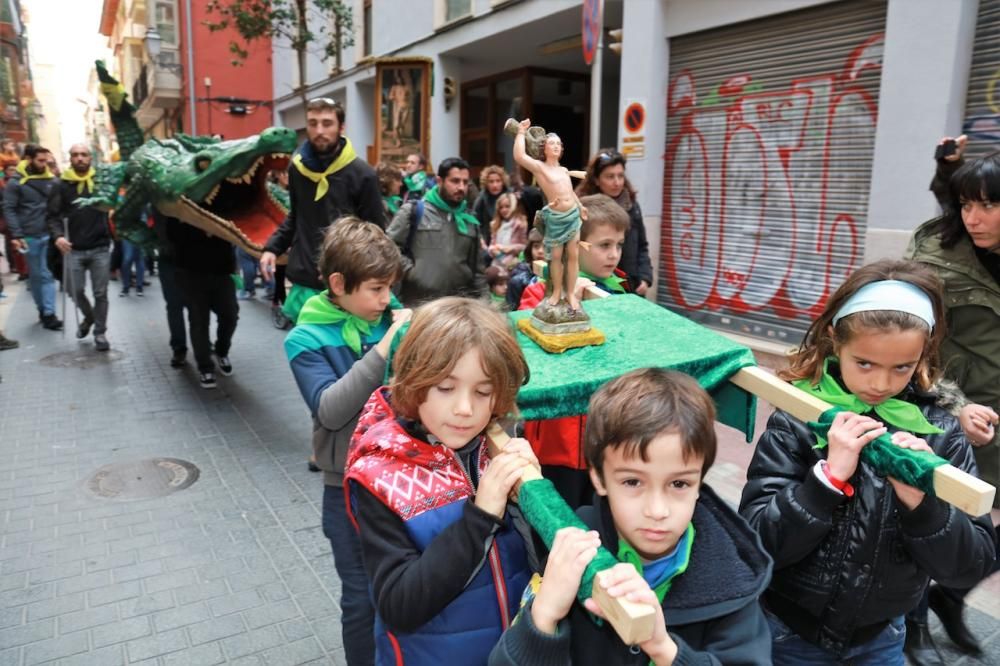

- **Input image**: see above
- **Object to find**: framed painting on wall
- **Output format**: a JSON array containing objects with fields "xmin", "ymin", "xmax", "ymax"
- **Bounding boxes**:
[{"xmin": 375, "ymin": 58, "xmax": 431, "ymax": 168}]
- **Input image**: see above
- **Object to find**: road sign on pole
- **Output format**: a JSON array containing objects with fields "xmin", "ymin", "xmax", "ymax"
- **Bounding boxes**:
[{"xmin": 582, "ymin": 0, "xmax": 602, "ymax": 66}]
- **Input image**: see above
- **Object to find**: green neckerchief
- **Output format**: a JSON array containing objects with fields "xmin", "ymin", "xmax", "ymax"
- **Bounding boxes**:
[
  {"xmin": 291, "ymin": 138, "xmax": 358, "ymax": 201},
  {"xmin": 383, "ymin": 194, "xmax": 402, "ymax": 216},
  {"xmin": 403, "ymin": 170, "xmax": 427, "ymax": 193},
  {"xmin": 617, "ymin": 522, "xmax": 695, "ymax": 604},
  {"xmin": 579, "ymin": 269, "xmax": 626, "ymax": 294},
  {"xmin": 61, "ymin": 166, "xmax": 96, "ymax": 194},
  {"xmin": 297, "ymin": 290, "xmax": 378, "ymax": 356},
  {"xmin": 423, "ymin": 185, "xmax": 479, "ymax": 234},
  {"xmin": 792, "ymin": 358, "xmax": 944, "ymax": 447}
]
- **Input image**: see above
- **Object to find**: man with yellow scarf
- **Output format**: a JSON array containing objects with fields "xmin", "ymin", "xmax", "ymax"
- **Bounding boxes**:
[
  {"xmin": 4, "ymin": 145, "xmax": 61, "ymax": 330},
  {"xmin": 259, "ymin": 98, "xmax": 384, "ymax": 325},
  {"xmin": 47, "ymin": 144, "xmax": 112, "ymax": 351}
]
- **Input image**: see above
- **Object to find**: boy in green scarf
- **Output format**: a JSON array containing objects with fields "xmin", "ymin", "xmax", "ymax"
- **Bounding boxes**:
[{"xmin": 491, "ymin": 368, "xmax": 773, "ymax": 665}]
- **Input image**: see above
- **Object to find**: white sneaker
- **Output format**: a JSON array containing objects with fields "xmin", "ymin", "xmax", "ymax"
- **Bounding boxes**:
[
  {"xmin": 199, "ymin": 372, "xmax": 217, "ymax": 389},
  {"xmin": 215, "ymin": 355, "xmax": 233, "ymax": 376}
]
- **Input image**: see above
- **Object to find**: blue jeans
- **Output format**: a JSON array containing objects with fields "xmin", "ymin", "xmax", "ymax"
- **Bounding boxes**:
[
  {"xmin": 322, "ymin": 484, "xmax": 375, "ymax": 666},
  {"xmin": 157, "ymin": 260, "xmax": 187, "ymax": 352},
  {"xmin": 120, "ymin": 239, "xmax": 145, "ymax": 293},
  {"xmin": 767, "ymin": 610, "xmax": 906, "ymax": 665},
  {"xmin": 24, "ymin": 235, "xmax": 56, "ymax": 316},
  {"xmin": 236, "ymin": 248, "xmax": 257, "ymax": 295}
]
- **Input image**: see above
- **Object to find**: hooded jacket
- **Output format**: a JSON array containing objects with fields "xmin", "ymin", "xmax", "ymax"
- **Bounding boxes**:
[
  {"xmin": 907, "ymin": 217, "xmax": 1000, "ymax": 499},
  {"xmin": 284, "ymin": 291, "xmax": 392, "ymax": 487},
  {"xmin": 739, "ymin": 376, "xmax": 997, "ymax": 656},
  {"xmin": 488, "ymin": 485, "xmax": 773, "ymax": 666},
  {"xmin": 3, "ymin": 168, "xmax": 55, "ymax": 238},
  {"xmin": 264, "ymin": 137, "xmax": 385, "ymax": 289},
  {"xmin": 345, "ymin": 388, "xmax": 532, "ymax": 666},
  {"xmin": 617, "ymin": 195, "xmax": 653, "ymax": 292}
]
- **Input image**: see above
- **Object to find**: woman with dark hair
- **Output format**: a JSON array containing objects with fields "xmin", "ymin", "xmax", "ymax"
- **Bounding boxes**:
[
  {"xmin": 576, "ymin": 149, "xmax": 652, "ymax": 294},
  {"xmin": 906, "ymin": 150, "xmax": 1000, "ymax": 663}
]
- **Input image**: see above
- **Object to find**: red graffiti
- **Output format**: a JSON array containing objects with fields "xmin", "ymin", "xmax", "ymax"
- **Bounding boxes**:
[{"xmin": 662, "ymin": 35, "xmax": 883, "ymax": 327}]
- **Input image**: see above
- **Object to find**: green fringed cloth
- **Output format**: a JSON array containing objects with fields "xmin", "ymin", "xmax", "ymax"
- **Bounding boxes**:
[
  {"xmin": 518, "ymin": 477, "xmax": 620, "ymax": 605},
  {"xmin": 510, "ymin": 295, "xmax": 758, "ymax": 441},
  {"xmin": 806, "ymin": 406, "xmax": 950, "ymax": 494}
]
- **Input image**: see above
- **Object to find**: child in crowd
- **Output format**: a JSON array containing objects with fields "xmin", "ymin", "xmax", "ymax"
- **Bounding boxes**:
[
  {"xmin": 519, "ymin": 193, "xmax": 631, "ymax": 508},
  {"xmin": 488, "ymin": 192, "xmax": 528, "ymax": 269},
  {"xmin": 485, "ymin": 265, "xmax": 510, "ymax": 311},
  {"xmin": 739, "ymin": 259, "xmax": 996, "ymax": 664},
  {"xmin": 376, "ymin": 161, "xmax": 404, "ymax": 219},
  {"xmin": 345, "ymin": 297, "xmax": 538, "ymax": 666},
  {"xmin": 283, "ymin": 217, "xmax": 411, "ymax": 666},
  {"xmin": 506, "ymin": 228, "xmax": 545, "ymax": 310},
  {"xmin": 490, "ymin": 368, "xmax": 774, "ymax": 665}
]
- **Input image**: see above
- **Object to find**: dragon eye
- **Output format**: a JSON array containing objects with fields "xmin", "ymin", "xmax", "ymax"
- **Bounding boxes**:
[{"xmin": 194, "ymin": 155, "xmax": 212, "ymax": 172}]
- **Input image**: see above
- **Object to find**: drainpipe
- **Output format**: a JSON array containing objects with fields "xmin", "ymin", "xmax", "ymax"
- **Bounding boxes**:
[{"xmin": 184, "ymin": 0, "xmax": 197, "ymax": 134}]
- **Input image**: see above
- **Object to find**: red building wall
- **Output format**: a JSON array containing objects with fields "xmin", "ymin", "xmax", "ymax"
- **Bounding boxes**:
[{"xmin": 178, "ymin": 2, "xmax": 273, "ymax": 139}]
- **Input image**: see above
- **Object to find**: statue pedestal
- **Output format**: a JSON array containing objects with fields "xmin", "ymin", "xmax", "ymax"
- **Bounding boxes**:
[{"xmin": 519, "ymin": 298, "xmax": 605, "ymax": 354}]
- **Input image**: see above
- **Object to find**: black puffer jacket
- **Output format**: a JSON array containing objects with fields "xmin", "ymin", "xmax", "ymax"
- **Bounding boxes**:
[
  {"xmin": 739, "ymin": 382, "xmax": 996, "ymax": 657},
  {"xmin": 618, "ymin": 199, "xmax": 652, "ymax": 292}
]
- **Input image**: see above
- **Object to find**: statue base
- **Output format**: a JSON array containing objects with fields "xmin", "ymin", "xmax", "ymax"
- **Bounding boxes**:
[{"xmin": 519, "ymin": 298, "xmax": 605, "ymax": 354}]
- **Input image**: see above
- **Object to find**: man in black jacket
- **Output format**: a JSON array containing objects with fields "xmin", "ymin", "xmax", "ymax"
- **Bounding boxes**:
[
  {"xmin": 259, "ymin": 98, "xmax": 384, "ymax": 324},
  {"xmin": 49, "ymin": 144, "xmax": 112, "ymax": 350}
]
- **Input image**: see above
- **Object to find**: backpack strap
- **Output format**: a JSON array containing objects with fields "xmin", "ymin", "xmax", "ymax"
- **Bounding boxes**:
[{"xmin": 403, "ymin": 199, "xmax": 424, "ymax": 257}]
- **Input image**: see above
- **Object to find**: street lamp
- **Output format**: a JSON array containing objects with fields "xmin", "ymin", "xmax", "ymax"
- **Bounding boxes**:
[{"xmin": 144, "ymin": 26, "xmax": 183, "ymax": 74}]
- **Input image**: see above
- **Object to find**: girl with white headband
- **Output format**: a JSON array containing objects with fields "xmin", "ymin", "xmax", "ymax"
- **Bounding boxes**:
[{"xmin": 739, "ymin": 259, "xmax": 996, "ymax": 666}]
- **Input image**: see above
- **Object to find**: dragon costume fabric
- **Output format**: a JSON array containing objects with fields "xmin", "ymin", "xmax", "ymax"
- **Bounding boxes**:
[{"xmin": 87, "ymin": 61, "xmax": 295, "ymax": 259}]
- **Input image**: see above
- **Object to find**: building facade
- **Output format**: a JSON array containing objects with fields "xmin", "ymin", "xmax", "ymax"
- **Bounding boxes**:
[
  {"xmin": 273, "ymin": 0, "xmax": 991, "ymax": 347},
  {"xmin": 0, "ymin": 0, "xmax": 39, "ymax": 144}
]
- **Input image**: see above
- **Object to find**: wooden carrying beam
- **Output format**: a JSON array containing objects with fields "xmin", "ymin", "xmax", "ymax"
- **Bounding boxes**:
[{"xmin": 485, "ymin": 425, "xmax": 657, "ymax": 645}]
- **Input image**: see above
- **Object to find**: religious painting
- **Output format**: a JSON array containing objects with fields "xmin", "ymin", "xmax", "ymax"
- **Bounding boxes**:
[{"xmin": 375, "ymin": 59, "xmax": 431, "ymax": 167}]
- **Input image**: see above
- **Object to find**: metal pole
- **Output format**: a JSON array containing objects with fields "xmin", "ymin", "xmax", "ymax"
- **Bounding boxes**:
[
  {"xmin": 184, "ymin": 0, "xmax": 198, "ymax": 134},
  {"xmin": 588, "ymin": 1, "xmax": 605, "ymax": 154}
]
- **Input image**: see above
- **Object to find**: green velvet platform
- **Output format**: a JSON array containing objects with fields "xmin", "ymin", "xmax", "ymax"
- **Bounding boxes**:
[{"xmin": 511, "ymin": 295, "xmax": 758, "ymax": 441}]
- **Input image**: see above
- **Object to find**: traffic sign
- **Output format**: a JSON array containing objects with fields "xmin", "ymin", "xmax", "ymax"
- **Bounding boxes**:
[
  {"xmin": 624, "ymin": 102, "xmax": 645, "ymax": 134},
  {"xmin": 582, "ymin": 0, "xmax": 602, "ymax": 66}
]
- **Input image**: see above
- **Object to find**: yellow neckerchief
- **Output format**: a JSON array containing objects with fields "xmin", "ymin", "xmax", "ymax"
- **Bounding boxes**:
[
  {"xmin": 17, "ymin": 160, "xmax": 53, "ymax": 184},
  {"xmin": 291, "ymin": 138, "xmax": 358, "ymax": 201},
  {"xmin": 61, "ymin": 167, "xmax": 96, "ymax": 194}
]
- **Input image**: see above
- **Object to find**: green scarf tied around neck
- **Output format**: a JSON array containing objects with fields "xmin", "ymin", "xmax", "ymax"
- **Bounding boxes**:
[
  {"xmin": 383, "ymin": 194, "xmax": 402, "ymax": 216},
  {"xmin": 793, "ymin": 359, "xmax": 948, "ymax": 494},
  {"xmin": 423, "ymin": 185, "xmax": 479, "ymax": 234},
  {"xmin": 580, "ymin": 270, "xmax": 627, "ymax": 294},
  {"xmin": 403, "ymin": 170, "xmax": 427, "ymax": 194},
  {"xmin": 296, "ymin": 291, "xmax": 378, "ymax": 356}
]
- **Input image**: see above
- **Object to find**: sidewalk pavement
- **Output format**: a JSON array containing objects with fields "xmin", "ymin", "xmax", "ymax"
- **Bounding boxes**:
[{"xmin": 0, "ymin": 269, "xmax": 997, "ymax": 664}]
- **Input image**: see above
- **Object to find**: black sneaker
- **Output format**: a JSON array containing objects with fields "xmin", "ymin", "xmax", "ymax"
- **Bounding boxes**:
[
  {"xmin": 170, "ymin": 349, "xmax": 187, "ymax": 368},
  {"xmin": 272, "ymin": 304, "xmax": 291, "ymax": 330},
  {"xmin": 199, "ymin": 372, "xmax": 217, "ymax": 389},
  {"xmin": 41, "ymin": 314, "xmax": 63, "ymax": 331},
  {"xmin": 0, "ymin": 335, "xmax": 18, "ymax": 351},
  {"xmin": 136, "ymin": 289, "xmax": 144, "ymax": 297},
  {"xmin": 119, "ymin": 289, "xmax": 128, "ymax": 297},
  {"xmin": 215, "ymin": 355, "xmax": 233, "ymax": 376},
  {"xmin": 77, "ymin": 318, "xmax": 93, "ymax": 339}
]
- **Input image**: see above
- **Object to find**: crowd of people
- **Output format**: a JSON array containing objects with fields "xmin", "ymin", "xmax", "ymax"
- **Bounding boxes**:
[{"xmin": 1, "ymin": 96, "xmax": 999, "ymax": 666}]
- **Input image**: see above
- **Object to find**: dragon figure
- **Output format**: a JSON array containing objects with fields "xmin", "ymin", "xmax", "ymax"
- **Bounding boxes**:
[{"xmin": 87, "ymin": 60, "xmax": 295, "ymax": 258}]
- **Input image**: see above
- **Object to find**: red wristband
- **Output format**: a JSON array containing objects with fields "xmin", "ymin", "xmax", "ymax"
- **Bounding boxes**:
[{"xmin": 820, "ymin": 461, "xmax": 855, "ymax": 498}]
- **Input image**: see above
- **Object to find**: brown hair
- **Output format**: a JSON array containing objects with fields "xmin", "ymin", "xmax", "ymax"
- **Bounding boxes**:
[
  {"xmin": 390, "ymin": 297, "xmax": 528, "ymax": 421},
  {"xmin": 781, "ymin": 259, "xmax": 946, "ymax": 390},
  {"xmin": 585, "ymin": 368, "xmax": 717, "ymax": 478},
  {"xmin": 579, "ymin": 193, "xmax": 630, "ymax": 241},
  {"xmin": 576, "ymin": 148, "xmax": 637, "ymax": 200},
  {"xmin": 318, "ymin": 217, "xmax": 402, "ymax": 292},
  {"xmin": 490, "ymin": 192, "xmax": 526, "ymax": 238},
  {"xmin": 525, "ymin": 228, "xmax": 544, "ymax": 258},
  {"xmin": 375, "ymin": 161, "xmax": 403, "ymax": 196},
  {"xmin": 479, "ymin": 164, "xmax": 510, "ymax": 190},
  {"xmin": 306, "ymin": 97, "xmax": 346, "ymax": 124}
]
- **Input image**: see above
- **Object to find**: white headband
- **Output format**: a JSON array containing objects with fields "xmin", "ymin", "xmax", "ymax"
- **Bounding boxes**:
[{"xmin": 832, "ymin": 280, "xmax": 935, "ymax": 329}]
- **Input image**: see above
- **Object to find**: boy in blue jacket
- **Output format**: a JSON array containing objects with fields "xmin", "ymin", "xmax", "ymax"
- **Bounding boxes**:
[
  {"xmin": 490, "ymin": 369, "xmax": 774, "ymax": 665},
  {"xmin": 284, "ymin": 217, "xmax": 410, "ymax": 666}
]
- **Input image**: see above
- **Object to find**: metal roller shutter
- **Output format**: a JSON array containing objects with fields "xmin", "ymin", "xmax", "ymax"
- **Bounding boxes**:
[
  {"xmin": 962, "ymin": 0, "xmax": 1000, "ymax": 159},
  {"xmin": 658, "ymin": 0, "xmax": 887, "ymax": 344}
]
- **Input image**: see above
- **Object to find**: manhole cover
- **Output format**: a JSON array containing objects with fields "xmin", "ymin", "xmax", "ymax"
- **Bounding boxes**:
[
  {"xmin": 39, "ymin": 349, "xmax": 124, "ymax": 368},
  {"xmin": 85, "ymin": 458, "xmax": 199, "ymax": 500}
]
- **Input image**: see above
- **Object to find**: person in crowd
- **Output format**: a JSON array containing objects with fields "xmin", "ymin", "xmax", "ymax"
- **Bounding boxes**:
[
  {"xmin": 490, "ymin": 368, "xmax": 774, "ymax": 665},
  {"xmin": 576, "ymin": 149, "xmax": 653, "ymax": 295},
  {"xmin": 284, "ymin": 217, "xmax": 410, "ymax": 666},
  {"xmin": 387, "ymin": 157, "xmax": 485, "ymax": 305},
  {"xmin": 345, "ymin": 297, "xmax": 536, "ymax": 666},
  {"xmin": 0, "ymin": 159, "xmax": 28, "ymax": 282},
  {"xmin": 267, "ymin": 170, "xmax": 291, "ymax": 330},
  {"xmin": 4, "ymin": 144, "xmax": 60, "ymax": 329},
  {"xmin": 904, "ymin": 145, "xmax": 1000, "ymax": 661},
  {"xmin": 152, "ymin": 212, "xmax": 189, "ymax": 369},
  {"xmin": 167, "ymin": 217, "xmax": 239, "ymax": 389},
  {"xmin": 235, "ymin": 247, "xmax": 259, "ymax": 300},
  {"xmin": 506, "ymin": 228, "xmax": 545, "ymax": 310},
  {"xmin": 376, "ymin": 161, "xmax": 403, "ymax": 219},
  {"xmin": 488, "ymin": 192, "xmax": 527, "ymax": 270},
  {"xmin": 48, "ymin": 144, "xmax": 112, "ymax": 350},
  {"xmin": 119, "ymin": 229, "xmax": 146, "ymax": 297},
  {"xmin": 518, "ymin": 194, "xmax": 630, "ymax": 508},
  {"xmin": 473, "ymin": 165, "xmax": 511, "ymax": 247},
  {"xmin": 259, "ymin": 98, "xmax": 384, "ymax": 324},
  {"xmin": 0, "ymin": 139, "xmax": 19, "ymax": 168},
  {"xmin": 484, "ymin": 265, "xmax": 509, "ymax": 311},
  {"xmin": 739, "ymin": 259, "xmax": 996, "ymax": 665},
  {"xmin": 401, "ymin": 152, "xmax": 435, "ymax": 203}
]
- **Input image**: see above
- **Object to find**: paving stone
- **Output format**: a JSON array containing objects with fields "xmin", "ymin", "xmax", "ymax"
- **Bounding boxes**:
[
  {"xmin": 91, "ymin": 615, "xmax": 152, "ymax": 648},
  {"xmin": 58, "ymin": 603, "xmax": 119, "ymax": 634},
  {"xmin": 23, "ymin": 631, "xmax": 89, "ymax": 665},
  {"xmin": 152, "ymin": 602, "xmax": 212, "ymax": 632},
  {"xmin": 242, "ymin": 599, "xmax": 302, "ymax": 630},
  {"xmin": 142, "ymin": 568, "xmax": 196, "ymax": 594},
  {"xmin": 208, "ymin": 589, "xmax": 264, "ymax": 617},
  {"xmin": 125, "ymin": 627, "xmax": 189, "ymax": 662},
  {"xmin": 87, "ymin": 580, "xmax": 142, "ymax": 607},
  {"xmin": 187, "ymin": 613, "xmax": 246, "ymax": 645},
  {"xmin": 26, "ymin": 593, "xmax": 85, "ymax": 621},
  {"xmin": 257, "ymin": 637, "xmax": 325, "ymax": 666},
  {"xmin": 56, "ymin": 570, "xmax": 111, "ymax": 596},
  {"xmin": 174, "ymin": 579, "xmax": 228, "ymax": 606},
  {"xmin": 56, "ymin": 644, "xmax": 125, "ymax": 666},
  {"xmin": 110, "ymin": 559, "xmax": 163, "ymax": 584},
  {"xmin": 219, "ymin": 624, "xmax": 284, "ymax": 659},
  {"xmin": 0, "ymin": 620, "xmax": 55, "ymax": 649}
]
